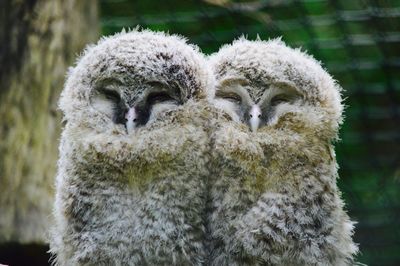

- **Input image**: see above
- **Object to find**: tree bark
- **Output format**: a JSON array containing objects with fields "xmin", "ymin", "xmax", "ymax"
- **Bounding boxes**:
[{"xmin": 0, "ymin": 0, "xmax": 99, "ymax": 243}]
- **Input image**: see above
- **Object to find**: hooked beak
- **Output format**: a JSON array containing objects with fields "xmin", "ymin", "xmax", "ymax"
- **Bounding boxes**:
[
  {"xmin": 249, "ymin": 105, "xmax": 261, "ymax": 132},
  {"xmin": 125, "ymin": 107, "xmax": 137, "ymax": 134}
]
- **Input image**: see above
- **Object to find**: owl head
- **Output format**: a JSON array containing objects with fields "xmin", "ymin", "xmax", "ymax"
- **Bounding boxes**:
[
  {"xmin": 56, "ymin": 30, "xmax": 215, "ymax": 184},
  {"xmin": 209, "ymin": 38, "xmax": 343, "ymax": 140},
  {"xmin": 60, "ymin": 29, "xmax": 213, "ymax": 135}
]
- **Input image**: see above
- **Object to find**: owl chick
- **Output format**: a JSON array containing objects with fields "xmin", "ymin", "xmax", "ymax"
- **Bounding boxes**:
[
  {"xmin": 207, "ymin": 38, "xmax": 358, "ymax": 265},
  {"xmin": 50, "ymin": 30, "xmax": 214, "ymax": 265}
]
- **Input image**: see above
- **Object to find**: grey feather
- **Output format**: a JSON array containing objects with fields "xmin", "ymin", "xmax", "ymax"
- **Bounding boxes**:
[
  {"xmin": 50, "ymin": 29, "xmax": 214, "ymax": 266},
  {"xmin": 208, "ymin": 38, "xmax": 358, "ymax": 265}
]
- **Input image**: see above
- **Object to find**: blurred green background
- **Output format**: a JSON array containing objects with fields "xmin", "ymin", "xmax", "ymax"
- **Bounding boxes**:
[{"xmin": 100, "ymin": 0, "xmax": 400, "ymax": 264}]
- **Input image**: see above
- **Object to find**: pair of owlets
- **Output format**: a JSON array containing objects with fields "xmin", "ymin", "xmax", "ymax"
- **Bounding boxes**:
[{"xmin": 50, "ymin": 30, "xmax": 358, "ymax": 266}]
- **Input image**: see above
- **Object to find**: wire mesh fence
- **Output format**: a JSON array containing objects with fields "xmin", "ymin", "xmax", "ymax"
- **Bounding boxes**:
[{"xmin": 100, "ymin": 0, "xmax": 400, "ymax": 265}]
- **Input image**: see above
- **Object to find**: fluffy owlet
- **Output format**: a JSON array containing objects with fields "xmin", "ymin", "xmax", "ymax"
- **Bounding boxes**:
[
  {"xmin": 50, "ymin": 30, "xmax": 214, "ymax": 265},
  {"xmin": 208, "ymin": 38, "xmax": 358, "ymax": 265}
]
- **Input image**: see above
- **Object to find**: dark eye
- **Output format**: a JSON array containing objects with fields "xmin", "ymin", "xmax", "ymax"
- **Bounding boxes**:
[
  {"xmin": 147, "ymin": 92, "xmax": 174, "ymax": 104},
  {"xmin": 101, "ymin": 88, "xmax": 121, "ymax": 101},
  {"xmin": 271, "ymin": 95, "xmax": 290, "ymax": 106},
  {"xmin": 216, "ymin": 91, "xmax": 242, "ymax": 103}
]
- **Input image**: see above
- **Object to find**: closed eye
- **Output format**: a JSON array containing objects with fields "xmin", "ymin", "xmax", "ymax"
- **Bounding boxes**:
[
  {"xmin": 271, "ymin": 95, "xmax": 291, "ymax": 106},
  {"xmin": 100, "ymin": 88, "xmax": 121, "ymax": 102},
  {"xmin": 90, "ymin": 87, "xmax": 123, "ymax": 120},
  {"xmin": 146, "ymin": 91, "xmax": 176, "ymax": 105},
  {"xmin": 215, "ymin": 91, "xmax": 242, "ymax": 103}
]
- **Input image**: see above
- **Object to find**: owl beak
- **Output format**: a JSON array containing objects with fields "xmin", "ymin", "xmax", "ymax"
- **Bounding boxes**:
[
  {"xmin": 125, "ymin": 107, "xmax": 137, "ymax": 134},
  {"xmin": 249, "ymin": 105, "xmax": 261, "ymax": 132}
]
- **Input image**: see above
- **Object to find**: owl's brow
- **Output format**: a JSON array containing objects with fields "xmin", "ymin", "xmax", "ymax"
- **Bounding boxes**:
[
  {"xmin": 94, "ymin": 77, "xmax": 124, "ymax": 89},
  {"xmin": 218, "ymin": 76, "xmax": 250, "ymax": 88},
  {"xmin": 146, "ymin": 80, "xmax": 179, "ymax": 93},
  {"xmin": 257, "ymin": 81, "xmax": 302, "ymax": 105},
  {"xmin": 271, "ymin": 80, "xmax": 301, "ymax": 94},
  {"xmin": 144, "ymin": 80, "xmax": 183, "ymax": 102}
]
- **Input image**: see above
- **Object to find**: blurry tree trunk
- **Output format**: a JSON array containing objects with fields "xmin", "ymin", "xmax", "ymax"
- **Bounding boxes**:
[{"xmin": 0, "ymin": 0, "xmax": 98, "ymax": 243}]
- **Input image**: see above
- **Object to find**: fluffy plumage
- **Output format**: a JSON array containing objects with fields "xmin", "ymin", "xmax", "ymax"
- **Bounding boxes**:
[
  {"xmin": 50, "ymin": 30, "xmax": 214, "ymax": 265},
  {"xmin": 208, "ymin": 38, "xmax": 358, "ymax": 265}
]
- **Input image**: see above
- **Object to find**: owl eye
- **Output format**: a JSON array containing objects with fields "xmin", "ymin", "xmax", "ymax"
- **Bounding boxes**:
[
  {"xmin": 216, "ymin": 91, "xmax": 242, "ymax": 103},
  {"xmin": 146, "ymin": 91, "xmax": 175, "ymax": 105},
  {"xmin": 100, "ymin": 88, "xmax": 121, "ymax": 102},
  {"xmin": 90, "ymin": 87, "xmax": 125, "ymax": 122},
  {"xmin": 271, "ymin": 95, "xmax": 290, "ymax": 106}
]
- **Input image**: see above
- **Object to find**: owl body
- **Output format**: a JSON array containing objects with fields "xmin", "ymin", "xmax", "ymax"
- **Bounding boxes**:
[
  {"xmin": 208, "ymin": 39, "xmax": 358, "ymax": 265},
  {"xmin": 51, "ymin": 31, "xmax": 214, "ymax": 265}
]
